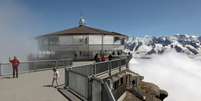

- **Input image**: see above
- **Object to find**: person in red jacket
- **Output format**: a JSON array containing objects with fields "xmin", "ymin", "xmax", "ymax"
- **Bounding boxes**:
[{"xmin": 9, "ymin": 56, "xmax": 20, "ymax": 78}]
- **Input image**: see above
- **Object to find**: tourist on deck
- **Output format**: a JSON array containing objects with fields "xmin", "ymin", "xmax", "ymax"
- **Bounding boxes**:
[
  {"xmin": 52, "ymin": 68, "xmax": 59, "ymax": 87},
  {"xmin": 9, "ymin": 56, "xmax": 20, "ymax": 78},
  {"xmin": 132, "ymin": 80, "xmax": 136, "ymax": 87},
  {"xmin": 112, "ymin": 51, "xmax": 115, "ymax": 55},
  {"xmin": 101, "ymin": 55, "xmax": 105, "ymax": 62},
  {"xmin": 108, "ymin": 54, "xmax": 113, "ymax": 61},
  {"xmin": 94, "ymin": 53, "xmax": 99, "ymax": 62},
  {"xmin": 74, "ymin": 53, "xmax": 77, "ymax": 60},
  {"xmin": 117, "ymin": 51, "xmax": 120, "ymax": 56},
  {"xmin": 128, "ymin": 52, "xmax": 132, "ymax": 59}
]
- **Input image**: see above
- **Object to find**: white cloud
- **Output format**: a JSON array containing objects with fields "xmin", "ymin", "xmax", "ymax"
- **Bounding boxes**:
[
  {"xmin": 130, "ymin": 50, "xmax": 201, "ymax": 101},
  {"xmin": 0, "ymin": 1, "xmax": 38, "ymax": 62}
]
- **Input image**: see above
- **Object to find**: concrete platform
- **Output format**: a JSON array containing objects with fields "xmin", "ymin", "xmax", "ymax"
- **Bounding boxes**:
[
  {"xmin": 123, "ymin": 91, "xmax": 142, "ymax": 101},
  {"xmin": 58, "ymin": 88, "xmax": 82, "ymax": 101},
  {"xmin": 0, "ymin": 68, "xmax": 68, "ymax": 101}
]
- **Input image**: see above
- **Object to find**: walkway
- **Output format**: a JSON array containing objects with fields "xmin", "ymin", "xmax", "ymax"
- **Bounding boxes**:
[{"xmin": 0, "ymin": 68, "xmax": 68, "ymax": 101}]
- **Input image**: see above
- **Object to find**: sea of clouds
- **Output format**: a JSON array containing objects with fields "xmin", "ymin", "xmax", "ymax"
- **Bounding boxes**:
[{"xmin": 129, "ymin": 50, "xmax": 201, "ymax": 101}]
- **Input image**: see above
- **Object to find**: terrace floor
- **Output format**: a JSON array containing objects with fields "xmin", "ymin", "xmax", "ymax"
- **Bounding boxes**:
[
  {"xmin": 0, "ymin": 68, "xmax": 68, "ymax": 101},
  {"xmin": 0, "ymin": 61, "xmax": 95, "ymax": 101}
]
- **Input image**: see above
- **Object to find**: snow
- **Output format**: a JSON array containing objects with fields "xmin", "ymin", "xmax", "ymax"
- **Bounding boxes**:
[{"xmin": 126, "ymin": 35, "xmax": 201, "ymax": 56}]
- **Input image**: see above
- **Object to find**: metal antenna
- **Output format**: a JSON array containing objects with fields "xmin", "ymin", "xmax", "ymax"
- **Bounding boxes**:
[{"xmin": 79, "ymin": 11, "xmax": 86, "ymax": 26}]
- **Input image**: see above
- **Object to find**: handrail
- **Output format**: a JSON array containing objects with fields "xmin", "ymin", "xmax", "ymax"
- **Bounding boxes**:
[
  {"xmin": 0, "ymin": 58, "xmax": 72, "ymax": 64},
  {"xmin": 64, "ymin": 55, "xmax": 131, "ymax": 101},
  {"xmin": 68, "ymin": 56, "xmax": 129, "ymax": 77},
  {"xmin": 0, "ymin": 59, "xmax": 72, "ymax": 76}
]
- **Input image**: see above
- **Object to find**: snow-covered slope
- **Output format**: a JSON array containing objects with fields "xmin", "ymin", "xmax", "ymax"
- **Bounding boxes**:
[{"xmin": 126, "ymin": 35, "xmax": 201, "ymax": 56}]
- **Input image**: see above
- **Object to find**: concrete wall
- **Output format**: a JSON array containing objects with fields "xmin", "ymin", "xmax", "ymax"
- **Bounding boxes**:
[
  {"xmin": 69, "ymin": 71, "xmax": 89, "ymax": 99},
  {"xmin": 92, "ymin": 80, "xmax": 102, "ymax": 101}
]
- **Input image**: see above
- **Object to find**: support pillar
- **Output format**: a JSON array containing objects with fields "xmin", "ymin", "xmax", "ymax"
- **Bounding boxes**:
[
  {"xmin": 108, "ymin": 62, "xmax": 111, "ymax": 76},
  {"xmin": 64, "ymin": 67, "xmax": 70, "ymax": 88}
]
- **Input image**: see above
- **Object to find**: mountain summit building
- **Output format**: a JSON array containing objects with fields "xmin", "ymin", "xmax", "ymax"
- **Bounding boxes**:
[{"xmin": 36, "ymin": 18, "xmax": 128, "ymax": 59}]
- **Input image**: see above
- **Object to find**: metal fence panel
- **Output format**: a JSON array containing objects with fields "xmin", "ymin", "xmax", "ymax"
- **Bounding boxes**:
[
  {"xmin": 0, "ymin": 63, "xmax": 30, "ymax": 75},
  {"xmin": 92, "ymin": 80, "xmax": 102, "ymax": 101},
  {"xmin": 71, "ymin": 64, "xmax": 94, "ymax": 76},
  {"xmin": 0, "ymin": 59, "xmax": 72, "ymax": 76},
  {"xmin": 65, "ymin": 57, "xmax": 130, "ymax": 101},
  {"xmin": 121, "ymin": 59, "xmax": 127, "ymax": 66},
  {"xmin": 95, "ymin": 62, "xmax": 109, "ymax": 74},
  {"xmin": 69, "ymin": 71, "xmax": 89, "ymax": 99},
  {"xmin": 110, "ymin": 59, "xmax": 121, "ymax": 70}
]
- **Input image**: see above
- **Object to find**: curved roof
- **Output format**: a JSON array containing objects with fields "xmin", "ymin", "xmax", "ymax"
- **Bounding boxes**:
[{"xmin": 37, "ymin": 25, "xmax": 128, "ymax": 38}]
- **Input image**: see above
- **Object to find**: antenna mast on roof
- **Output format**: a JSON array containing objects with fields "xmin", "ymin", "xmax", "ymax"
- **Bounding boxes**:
[{"xmin": 79, "ymin": 16, "xmax": 86, "ymax": 26}]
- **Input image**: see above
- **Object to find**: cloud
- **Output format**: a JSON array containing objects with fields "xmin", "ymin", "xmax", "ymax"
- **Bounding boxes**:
[
  {"xmin": 129, "ymin": 50, "xmax": 201, "ymax": 101},
  {"xmin": 0, "ymin": 1, "xmax": 38, "ymax": 62}
]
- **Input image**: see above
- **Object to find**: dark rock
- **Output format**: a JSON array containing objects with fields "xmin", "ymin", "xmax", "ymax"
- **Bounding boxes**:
[
  {"xmin": 158, "ymin": 90, "xmax": 168, "ymax": 101},
  {"xmin": 174, "ymin": 45, "xmax": 183, "ymax": 52}
]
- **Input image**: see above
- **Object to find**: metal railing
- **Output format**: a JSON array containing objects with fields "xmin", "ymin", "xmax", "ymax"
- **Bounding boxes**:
[
  {"xmin": 69, "ymin": 57, "xmax": 129, "ymax": 77},
  {"xmin": 94, "ymin": 58, "xmax": 127, "ymax": 75},
  {"xmin": 0, "ymin": 59, "xmax": 72, "ymax": 76},
  {"xmin": 64, "ymin": 57, "xmax": 129, "ymax": 101}
]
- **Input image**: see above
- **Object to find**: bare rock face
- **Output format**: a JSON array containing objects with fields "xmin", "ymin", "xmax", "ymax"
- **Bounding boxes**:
[{"xmin": 139, "ymin": 81, "xmax": 168, "ymax": 101}]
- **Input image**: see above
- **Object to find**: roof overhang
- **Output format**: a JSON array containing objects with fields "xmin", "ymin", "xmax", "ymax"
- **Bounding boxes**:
[{"xmin": 36, "ymin": 25, "xmax": 128, "ymax": 40}]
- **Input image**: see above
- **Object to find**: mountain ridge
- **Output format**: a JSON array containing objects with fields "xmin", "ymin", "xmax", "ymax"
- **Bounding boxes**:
[{"xmin": 126, "ymin": 34, "xmax": 201, "ymax": 56}]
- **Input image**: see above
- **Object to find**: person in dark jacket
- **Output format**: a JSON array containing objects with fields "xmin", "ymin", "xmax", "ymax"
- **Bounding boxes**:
[
  {"xmin": 108, "ymin": 54, "xmax": 112, "ymax": 61},
  {"xmin": 101, "ymin": 55, "xmax": 105, "ymax": 61},
  {"xmin": 94, "ymin": 53, "xmax": 99, "ymax": 62},
  {"xmin": 9, "ymin": 56, "xmax": 20, "ymax": 78}
]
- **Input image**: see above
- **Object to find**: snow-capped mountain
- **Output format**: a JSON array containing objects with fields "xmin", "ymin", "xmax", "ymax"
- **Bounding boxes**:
[{"xmin": 126, "ymin": 35, "xmax": 201, "ymax": 56}]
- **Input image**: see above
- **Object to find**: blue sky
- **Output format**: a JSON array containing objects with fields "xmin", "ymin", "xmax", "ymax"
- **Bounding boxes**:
[
  {"xmin": 1, "ymin": 0, "xmax": 201, "ymax": 37},
  {"xmin": 0, "ymin": 0, "xmax": 201, "ymax": 60}
]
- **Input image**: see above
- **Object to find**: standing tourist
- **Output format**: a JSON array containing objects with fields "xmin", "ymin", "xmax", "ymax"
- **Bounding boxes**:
[
  {"xmin": 52, "ymin": 68, "xmax": 59, "ymax": 87},
  {"xmin": 94, "ymin": 53, "xmax": 99, "ymax": 62},
  {"xmin": 108, "ymin": 54, "xmax": 113, "ymax": 61},
  {"xmin": 9, "ymin": 56, "xmax": 20, "ymax": 78}
]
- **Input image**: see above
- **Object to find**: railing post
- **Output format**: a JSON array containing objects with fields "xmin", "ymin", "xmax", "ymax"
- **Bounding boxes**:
[
  {"xmin": 65, "ymin": 67, "xmax": 70, "ymax": 88},
  {"xmin": 88, "ymin": 78, "xmax": 92, "ymax": 101},
  {"xmin": 119, "ymin": 59, "xmax": 121, "ymax": 72},
  {"xmin": 33, "ymin": 61, "xmax": 37, "ymax": 72},
  {"xmin": 55, "ymin": 60, "xmax": 58, "ymax": 69},
  {"xmin": 93, "ymin": 63, "xmax": 96, "ymax": 76},
  {"xmin": 126, "ymin": 58, "xmax": 129, "ymax": 69},
  {"xmin": 0, "ymin": 63, "xmax": 1, "ymax": 76},
  {"xmin": 108, "ymin": 61, "xmax": 111, "ymax": 76}
]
